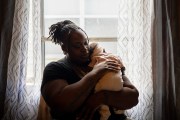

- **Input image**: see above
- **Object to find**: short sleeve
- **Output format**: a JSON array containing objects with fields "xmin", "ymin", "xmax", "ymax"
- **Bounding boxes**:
[
  {"xmin": 43, "ymin": 62, "xmax": 66, "ymax": 82},
  {"xmin": 41, "ymin": 61, "xmax": 80, "ymax": 90}
]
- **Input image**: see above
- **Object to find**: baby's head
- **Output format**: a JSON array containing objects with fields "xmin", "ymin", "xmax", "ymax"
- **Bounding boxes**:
[{"xmin": 89, "ymin": 43, "xmax": 105, "ymax": 57}]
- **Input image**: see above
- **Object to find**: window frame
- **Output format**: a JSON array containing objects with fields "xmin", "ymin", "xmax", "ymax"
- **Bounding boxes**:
[{"xmin": 41, "ymin": 0, "xmax": 119, "ymax": 70}]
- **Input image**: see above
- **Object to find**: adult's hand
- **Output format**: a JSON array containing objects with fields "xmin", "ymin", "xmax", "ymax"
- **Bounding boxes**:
[{"xmin": 92, "ymin": 60, "xmax": 121, "ymax": 74}]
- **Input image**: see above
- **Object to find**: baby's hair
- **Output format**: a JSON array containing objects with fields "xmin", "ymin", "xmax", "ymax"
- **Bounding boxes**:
[{"xmin": 49, "ymin": 20, "xmax": 89, "ymax": 46}]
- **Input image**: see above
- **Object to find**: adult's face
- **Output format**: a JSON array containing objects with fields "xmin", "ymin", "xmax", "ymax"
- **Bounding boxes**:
[{"xmin": 66, "ymin": 29, "xmax": 90, "ymax": 65}]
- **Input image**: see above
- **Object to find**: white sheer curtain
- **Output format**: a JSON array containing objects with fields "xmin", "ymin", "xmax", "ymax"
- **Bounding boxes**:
[
  {"xmin": 3, "ymin": 0, "xmax": 41, "ymax": 119},
  {"xmin": 117, "ymin": 0, "xmax": 154, "ymax": 119}
]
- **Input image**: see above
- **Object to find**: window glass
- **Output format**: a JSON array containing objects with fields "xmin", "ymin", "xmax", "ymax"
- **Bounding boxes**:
[
  {"xmin": 85, "ymin": 18, "xmax": 118, "ymax": 38},
  {"xmin": 85, "ymin": 0, "xmax": 120, "ymax": 15},
  {"xmin": 44, "ymin": 0, "xmax": 80, "ymax": 15},
  {"xmin": 43, "ymin": 0, "xmax": 119, "ymax": 65}
]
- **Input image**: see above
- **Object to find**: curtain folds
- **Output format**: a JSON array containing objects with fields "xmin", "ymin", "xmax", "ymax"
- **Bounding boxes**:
[
  {"xmin": 0, "ymin": 0, "xmax": 15, "ymax": 119},
  {"xmin": 117, "ymin": 0, "xmax": 154, "ymax": 119},
  {"xmin": 173, "ymin": 0, "xmax": 180, "ymax": 119},
  {"xmin": 2, "ymin": 0, "xmax": 41, "ymax": 119},
  {"xmin": 118, "ymin": 0, "xmax": 179, "ymax": 119},
  {"xmin": 153, "ymin": 0, "xmax": 177, "ymax": 119}
]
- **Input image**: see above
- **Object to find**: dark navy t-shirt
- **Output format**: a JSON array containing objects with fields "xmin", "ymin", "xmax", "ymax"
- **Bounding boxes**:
[
  {"xmin": 41, "ymin": 57, "xmax": 82, "ymax": 119},
  {"xmin": 41, "ymin": 57, "xmax": 126, "ymax": 120},
  {"xmin": 41, "ymin": 57, "xmax": 80, "ymax": 89}
]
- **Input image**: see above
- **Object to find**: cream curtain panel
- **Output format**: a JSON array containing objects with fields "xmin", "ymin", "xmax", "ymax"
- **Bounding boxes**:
[
  {"xmin": 117, "ymin": 0, "xmax": 154, "ymax": 119},
  {"xmin": 3, "ymin": 0, "xmax": 41, "ymax": 119}
]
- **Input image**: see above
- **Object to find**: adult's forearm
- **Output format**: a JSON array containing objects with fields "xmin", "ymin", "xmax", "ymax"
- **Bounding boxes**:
[
  {"xmin": 80, "ymin": 75, "xmax": 139, "ymax": 111},
  {"xmin": 54, "ymin": 70, "xmax": 102, "ymax": 112},
  {"xmin": 122, "ymin": 75, "xmax": 138, "ymax": 89},
  {"xmin": 100, "ymin": 86, "xmax": 139, "ymax": 110}
]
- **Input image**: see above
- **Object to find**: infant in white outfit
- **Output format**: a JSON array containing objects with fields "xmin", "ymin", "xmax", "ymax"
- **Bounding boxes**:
[{"xmin": 89, "ymin": 43, "xmax": 126, "ymax": 120}]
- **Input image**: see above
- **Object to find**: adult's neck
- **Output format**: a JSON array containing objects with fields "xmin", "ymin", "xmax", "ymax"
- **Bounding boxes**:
[{"xmin": 65, "ymin": 56, "xmax": 90, "ymax": 67}]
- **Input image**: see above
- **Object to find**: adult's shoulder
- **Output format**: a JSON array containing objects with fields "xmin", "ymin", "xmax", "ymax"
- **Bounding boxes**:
[
  {"xmin": 44, "ymin": 57, "xmax": 67, "ymax": 70},
  {"xmin": 43, "ymin": 57, "xmax": 75, "ymax": 78},
  {"xmin": 41, "ymin": 57, "xmax": 69, "ymax": 89},
  {"xmin": 41, "ymin": 57, "xmax": 80, "ymax": 88}
]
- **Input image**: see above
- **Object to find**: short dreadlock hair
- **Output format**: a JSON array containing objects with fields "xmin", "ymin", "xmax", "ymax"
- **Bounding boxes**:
[{"xmin": 49, "ymin": 20, "xmax": 89, "ymax": 46}]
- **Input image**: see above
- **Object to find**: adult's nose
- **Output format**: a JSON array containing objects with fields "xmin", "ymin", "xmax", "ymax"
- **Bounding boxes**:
[{"xmin": 81, "ymin": 45, "xmax": 88, "ymax": 52}]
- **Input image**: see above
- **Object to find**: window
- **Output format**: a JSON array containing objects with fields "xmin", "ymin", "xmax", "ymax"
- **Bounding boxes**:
[{"xmin": 43, "ymin": 0, "xmax": 120, "ymax": 65}]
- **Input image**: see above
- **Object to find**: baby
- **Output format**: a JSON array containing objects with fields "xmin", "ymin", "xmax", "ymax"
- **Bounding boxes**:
[{"xmin": 89, "ymin": 43, "xmax": 125, "ymax": 120}]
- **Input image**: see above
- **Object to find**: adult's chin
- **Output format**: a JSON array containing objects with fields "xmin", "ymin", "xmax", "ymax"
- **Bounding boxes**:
[{"xmin": 78, "ymin": 58, "xmax": 90, "ymax": 65}]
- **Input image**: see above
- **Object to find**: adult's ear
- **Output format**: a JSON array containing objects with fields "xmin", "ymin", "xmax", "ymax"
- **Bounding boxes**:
[{"xmin": 61, "ymin": 44, "xmax": 68, "ymax": 54}]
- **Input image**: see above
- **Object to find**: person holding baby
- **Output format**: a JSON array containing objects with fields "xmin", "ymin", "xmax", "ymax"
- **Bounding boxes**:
[{"xmin": 41, "ymin": 20, "xmax": 139, "ymax": 120}]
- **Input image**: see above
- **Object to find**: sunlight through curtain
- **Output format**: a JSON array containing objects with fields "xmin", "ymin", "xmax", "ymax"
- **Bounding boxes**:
[
  {"xmin": 117, "ymin": 0, "xmax": 154, "ymax": 119},
  {"xmin": 3, "ymin": 0, "xmax": 41, "ymax": 119}
]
